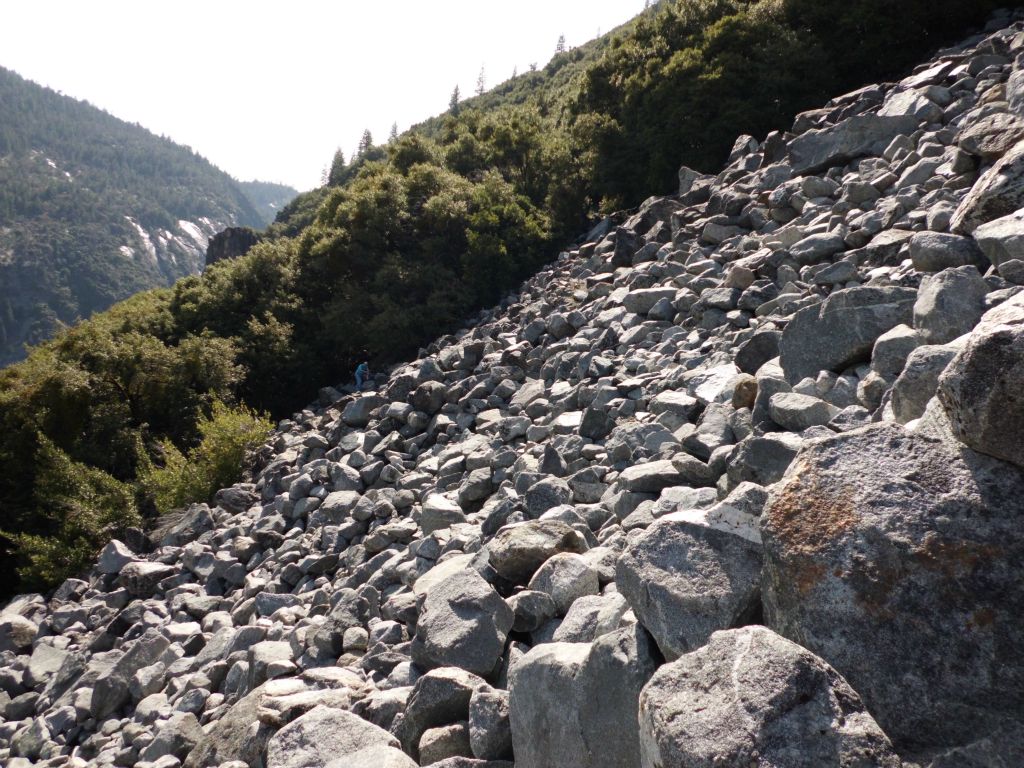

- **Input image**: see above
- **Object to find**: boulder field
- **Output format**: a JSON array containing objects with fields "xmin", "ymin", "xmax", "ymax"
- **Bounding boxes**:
[{"xmin": 5, "ymin": 10, "xmax": 1024, "ymax": 768}]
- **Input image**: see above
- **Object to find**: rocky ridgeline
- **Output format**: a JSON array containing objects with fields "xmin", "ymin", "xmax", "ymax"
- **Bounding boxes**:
[{"xmin": 5, "ymin": 11, "xmax": 1024, "ymax": 768}]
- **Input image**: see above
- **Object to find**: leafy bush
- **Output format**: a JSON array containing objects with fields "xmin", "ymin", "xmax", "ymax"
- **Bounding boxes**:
[
  {"xmin": 2, "ymin": 436, "xmax": 137, "ymax": 589},
  {"xmin": 140, "ymin": 399, "xmax": 272, "ymax": 516}
]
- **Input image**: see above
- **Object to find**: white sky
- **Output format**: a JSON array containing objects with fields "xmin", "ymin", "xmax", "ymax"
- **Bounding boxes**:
[{"xmin": 1, "ymin": 1, "xmax": 643, "ymax": 191}]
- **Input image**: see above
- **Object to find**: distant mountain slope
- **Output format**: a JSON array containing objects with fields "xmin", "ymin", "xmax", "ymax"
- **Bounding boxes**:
[
  {"xmin": 0, "ymin": 66, "xmax": 265, "ymax": 366},
  {"xmin": 238, "ymin": 180, "xmax": 300, "ymax": 226}
]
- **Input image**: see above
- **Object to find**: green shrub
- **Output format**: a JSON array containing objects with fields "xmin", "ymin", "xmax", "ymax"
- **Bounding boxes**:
[
  {"xmin": 3, "ymin": 435, "xmax": 137, "ymax": 589},
  {"xmin": 140, "ymin": 398, "xmax": 272, "ymax": 516}
]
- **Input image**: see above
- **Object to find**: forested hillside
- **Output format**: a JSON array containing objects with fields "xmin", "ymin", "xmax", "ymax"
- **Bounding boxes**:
[
  {"xmin": 0, "ymin": 66, "xmax": 267, "ymax": 366},
  {"xmin": 238, "ymin": 180, "xmax": 300, "ymax": 226},
  {"xmin": 0, "ymin": 0, "xmax": 1012, "ymax": 595}
]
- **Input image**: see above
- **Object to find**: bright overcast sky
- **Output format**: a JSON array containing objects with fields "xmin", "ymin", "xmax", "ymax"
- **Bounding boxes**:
[{"xmin": 1, "ymin": 1, "xmax": 643, "ymax": 191}]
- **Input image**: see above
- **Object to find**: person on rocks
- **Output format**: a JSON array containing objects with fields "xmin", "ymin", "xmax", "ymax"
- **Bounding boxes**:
[{"xmin": 354, "ymin": 356, "xmax": 370, "ymax": 391}]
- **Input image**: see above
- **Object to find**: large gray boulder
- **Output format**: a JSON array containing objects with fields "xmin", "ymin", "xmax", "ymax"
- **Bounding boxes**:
[
  {"xmin": 638, "ymin": 626, "xmax": 901, "ymax": 768},
  {"xmin": 527, "ymin": 553, "xmax": 599, "ymax": 616},
  {"xmin": 183, "ymin": 684, "xmax": 278, "ymax": 768},
  {"xmin": 959, "ymin": 112, "xmax": 1024, "ymax": 161},
  {"xmin": 616, "ymin": 514, "xmax": 762, "ymax": 661},
  {"xmin": 397, "ymin": 667, "xmax": 485, "ymax": 760},
  {"xmin": 91, "ymin": 628, "xmax": 170, "ymax": 719},
  {"xmin": 779, "ymin": 286, "xmax": 916, "ymax": 384},
  {"xmin": 909, "ymin": 232, "xmax": 986, "ymax": 272},
  {"xmin": 762, "ymin": 423, "xmax": 1024, "ymax": 752},
  {"xmin": 952, "ymin": 138, "xmax": 1024, "ymax": 234},
  {"xmin": 509, "ymin": 626, "xmax": 660, "ymax": 768},
  {"xmin": 326, "ymin": 745, "xmax": 417, "ymax": 768},
  {"xmin": 343, "ymin": 394, "xmax": 386, "ymax": 427},
  {"xmin": 788, "ymin": 114, "xmax": 918, "ymax": 174},
  {"xmin": 266, "ymin": 705, "xmax": 400, "ymax": 768},
  {"xmin": 891, "ymin": 343, "xmax": 961, "ymax": 424},
  {"xmin": 972, "ymin": 208, "xmax": 1024, "ymax": 269},
  {"xmin": 912, "ymin": 266, "xmax": 989, "ymax": 345},
  {"xmin": 487, "ymin": 520, "xmax": 589, "ymax": 584},
  {"xmin": 937, "ymin": 293, "xmax": 1024, "ymax": 469},
  {"xmin": 469, "ymin": 686, "xmax": 513, "ymax": 761},
  {"xmin": 118, "ymin": 561, "xmax": 176, "ymax": 597},
  {"xmin": 411, "ymin": 569, "xmax": 513, "ymax": 677},
  {"xmin": 0, "ymin": 613, "xmax": 37, "ymax": 653}
]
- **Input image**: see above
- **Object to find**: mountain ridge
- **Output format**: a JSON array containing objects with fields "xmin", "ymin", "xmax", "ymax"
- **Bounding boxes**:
[{"xmin": 0, "ymin": 65, "xmax": 294, "ymax": 366}]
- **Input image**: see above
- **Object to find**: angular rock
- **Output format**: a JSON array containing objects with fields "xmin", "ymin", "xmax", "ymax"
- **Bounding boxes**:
[
  {"xmin": 412, "ymin": 569, "xmax": 514, "ymax": 677},
  {"xmin": 909, "ymin": 232, "xmax": 986, "ymax": 272},
  {"xmin": 97, "ymin": 539, "xmax": 136, "ymax": 574},
  {"xmin": 509, "ymin": 625, "xmax": 661, "ymax": 768},
  {"xmin": 937, "ymin": 294, "xmax": 1024, "ymax": 468},
  {"xmin": 343, "ymin": 394, "xmax": 386, "ymax": 428},
  {"xmin": 420, "ymin": 722, "xmax": 473, "ymax": 764},
  {"xmin": 0, "ymin": 613, "xmax": 37, "ymax": 653},
  {"xmin": 118, "ymin": 561, "xmax": 176, "ymax": 597},
  {"xmin": 469, "ymin": 686, "xmax": 512, "ymax": 761},
  {"xmin": 267, "ymin": 705, "xmax": 400, "ymax": 768},
  {"xmin": 398, "ymin": 666, "xmax": 485, "ymax": 759},
  {"xmin": 788, "ymin": 114, "xmax": 918, "ymax": 174},
  {"xmin": 326, "ymin": 745, "xmax": 417, "ymax": 768},
  {"xmin": 779, "ymin": 286, "xmax": 916, "ymax": 384},
  {"xmin": 616, "ymin": 514, "xmax": 762, "ymax": 660},
  {"xmin": 952, "ymin": 138, "xmax": 1024, "ymax": 234},
  {"xmin": 487, "ymin": 521, "xmax": 589, "ymax": 584},
  {"xmin": 891, "ymin": 343, "xmax": 961, "ymax": 424},
  {"xmin": 912, "ymin": 266, "xmax": 989, "ymax": 344},
  {"xmin": 422, "ymin": 494, "xmax": 468, "ymax": 535},
  {"xmin": 972, "ymin": 208, "xmax": 1024, "ymax": 269},
  {"xmin": 92, "ymin": 628, "xmax": 170, "ymax": 719},
  {"xmin": 527, "ymin": 553, "xmax": 599, "ymax": 616},
  {"xmin": 183, "ymin": 684, "xmax": 278, "ymax": 768},
  {"xmin": 762, "ymin": 423, "xmax": 1024, "ymax": 751},
  {"xmin": 638, "ymin": 626, "xmax": 901, "ymax": 768},
  {"xmin": 769, "ymin": 392, "xmax": 840, "ymax": 431}
]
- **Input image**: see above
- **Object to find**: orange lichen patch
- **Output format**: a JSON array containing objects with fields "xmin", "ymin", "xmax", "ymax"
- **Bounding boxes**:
[
  {"xmin": 792, "ymin": 561, "xmax": 827, "ymax": 596},
  {"xmin": 764, "ymin": 462, "xmax": 858, "ymax": 557},
  {"xmin": 912, "ymin": 532, "xmax": 1003, "ymax": 577}
]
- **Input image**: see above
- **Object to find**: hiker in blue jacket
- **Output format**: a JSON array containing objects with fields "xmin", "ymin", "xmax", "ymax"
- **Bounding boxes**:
[{"xmin": 354, "ymin": 359, "xmax": 370, "ymax": 391}]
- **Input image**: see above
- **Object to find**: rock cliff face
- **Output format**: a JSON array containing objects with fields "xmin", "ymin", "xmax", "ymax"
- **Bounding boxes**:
[
  {"xmin": 4, "ymin": 11, "xmax": 1024, "ymax": 768},
  {"xmin": 205, "ymin": 228, "xmax": 262, "ymax": 268}
]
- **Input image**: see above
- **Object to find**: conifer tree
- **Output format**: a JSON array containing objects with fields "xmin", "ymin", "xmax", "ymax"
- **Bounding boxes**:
[
  {"xmin": 327, "ymin": 148, "xmax": 346, "ymax": 186},
  {"xmin": 476, "ymin": 66, "xmax": 486, "ymax": 96},
  {"xmin": 555, "ymin": 34, "xmax": 566, "ymax": 54},
  {"xmin": 389, "ymin": 122, "xmax": 399, "ymax": 143},
  {"xmin": 449, "ymin": 85, "xmax": 461, "ymax": 114},
  {"xmin": 357, "ymin": 129, "xmax": 373, "ymax": 157}
]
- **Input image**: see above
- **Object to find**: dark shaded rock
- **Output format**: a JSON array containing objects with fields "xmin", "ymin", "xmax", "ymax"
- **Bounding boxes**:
[{"xmin": 205, "ymin": 226, "xmax": 260, "ymax": 267}]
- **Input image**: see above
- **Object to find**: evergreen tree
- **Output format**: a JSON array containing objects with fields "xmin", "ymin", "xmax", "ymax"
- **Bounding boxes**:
[
  {"xmin": 389, "ymin": 122, "xmax": 399, "ymax": 143},
  {"xmin": 449, "ymin": 85, "xmax": 461, "ymax": 114},
  {"xmin": 476, "ymin": 66, "xmax": 486, "ymax": 96},
  {"xmin": 555, "ymin": 34, "xmax": 566, "ymax": 54},
  {"xmin": 512, "ymin": 65, "xmax": 518, "ymax": 79},
  {"xmin": 327, "ymin": 148, "xmax": 347, "ymax": 186},
  {"xmin": 357, "ymin": 129, "xmax": 373, "ymax": 157}
]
